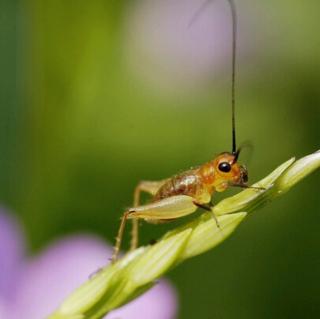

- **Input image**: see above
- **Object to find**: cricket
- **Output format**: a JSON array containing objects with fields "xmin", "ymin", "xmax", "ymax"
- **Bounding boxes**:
[{"xmin": 112, "ymin": 0, "xmax": 264, "ymax": 262}]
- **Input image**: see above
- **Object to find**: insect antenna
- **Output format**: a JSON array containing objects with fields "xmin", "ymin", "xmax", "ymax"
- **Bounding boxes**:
[
  {"xmin": 189, "ymin": 0, "xmax": 238, "ymax": 156},
  {"xmin": 228, "ymin": 0, "xmax": 237, "ymax": 156}
]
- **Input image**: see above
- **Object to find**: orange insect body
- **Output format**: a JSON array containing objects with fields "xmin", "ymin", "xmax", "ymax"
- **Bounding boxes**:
[{"xmin": 153, "ymin": 152, "xmax": 248, "ymax": 205}]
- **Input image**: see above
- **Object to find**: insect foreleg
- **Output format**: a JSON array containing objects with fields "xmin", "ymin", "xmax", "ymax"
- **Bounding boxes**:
[{"xmin": 131, "ymin": 180, "xmax": 168, "ymax": 251}]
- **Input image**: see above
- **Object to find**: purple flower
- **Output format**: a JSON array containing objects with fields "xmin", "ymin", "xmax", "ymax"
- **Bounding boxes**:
[{"xmin": 0, "ymin": 208, "xmax": 178, "ymax": 319}]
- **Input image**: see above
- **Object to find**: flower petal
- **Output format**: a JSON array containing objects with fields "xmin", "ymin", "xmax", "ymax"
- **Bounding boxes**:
[
  {"xmin": 0, "ymin": 299, "xmax": 10, "ymax": 319},
  {"xmin": 12, "ymin": 235, "xmax": 111, "ymax": 319},
  {"xmin": 0, "ymin": 209, "xmax": 25, "ymax": 299},
  {"xmin": 12, "ymin": 235, "xmax": 178, "ymax": 319}
]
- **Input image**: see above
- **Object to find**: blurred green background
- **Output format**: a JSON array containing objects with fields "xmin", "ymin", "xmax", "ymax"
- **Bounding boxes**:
[{"xmin": 1, "ymin": 0, "xmax": 319, "ymax": 318}]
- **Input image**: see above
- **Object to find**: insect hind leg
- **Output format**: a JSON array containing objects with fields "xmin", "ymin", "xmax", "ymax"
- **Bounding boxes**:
[
  {"xmin": 131, "ymin": 180, "xmax": 167, "ymax": 251},
  {"xmin": 111, "ymin": 210, "xmax": 132, "ymax": 263}
]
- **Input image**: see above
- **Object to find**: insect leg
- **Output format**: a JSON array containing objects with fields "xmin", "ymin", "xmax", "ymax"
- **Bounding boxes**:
[
  {"xmin": 128, "ymin": 195, "xmax": 198, "ymax": 221},
  {"xmin": 111, "ymin": 210, "xmax": 131, "ymax": 263},
  {"xmin": 131, "ymin": 180, "xmax": 167, "ymax": 250},
  {"xmin": 230, "ymin": 183, "xmax": 266, "ymax": 191},
  {"xmin": 194, "ymin": 202, "xmax": 220, "ymax": 229},
  {"xmin": 112, "ymin": 195, "xmax": 198, "ymax": 262}
]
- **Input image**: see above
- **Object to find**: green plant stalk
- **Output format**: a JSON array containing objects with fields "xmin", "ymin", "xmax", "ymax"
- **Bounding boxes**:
[{"xmin": 49, "ymin": 150, "xmax": 320, "ymax": 319}]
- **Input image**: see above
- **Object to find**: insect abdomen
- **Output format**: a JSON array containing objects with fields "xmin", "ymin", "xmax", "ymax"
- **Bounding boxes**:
[{"xmin": 153, "ymin": 170, "xmax": 206, "ymax": 202}]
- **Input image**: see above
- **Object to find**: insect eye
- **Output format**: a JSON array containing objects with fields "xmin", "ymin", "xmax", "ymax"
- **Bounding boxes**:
[{"xmin": 218, "ymin": 162, "xmax": 231, "ymax": 173}]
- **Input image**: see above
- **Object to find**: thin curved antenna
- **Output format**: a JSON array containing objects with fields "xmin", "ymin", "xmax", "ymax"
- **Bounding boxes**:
[
  {"xmin": 232, "ymin": 140, "xmax": 254, "ymax": 164},
  {"xmin": 228, "ymin": 0, "xmax": 237, "ymax": 155},
  {"xmin": 189, "ymin": 0, "xmax": 238, "ymax": 155},
  {"xmin": 188, "ymin": 0, "xmax": 212, "ymax": 28}
]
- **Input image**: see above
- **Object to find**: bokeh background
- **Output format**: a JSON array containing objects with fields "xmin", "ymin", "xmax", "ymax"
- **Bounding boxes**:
[{"xmin": 1, "ymin": 0, "xmax": 320, "ymax": 318}]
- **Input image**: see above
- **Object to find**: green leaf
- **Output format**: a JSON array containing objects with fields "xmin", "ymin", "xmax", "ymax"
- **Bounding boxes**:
[{"xmin": 276, "ymin": 150, "xmax": 320, "ymax": 193}]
